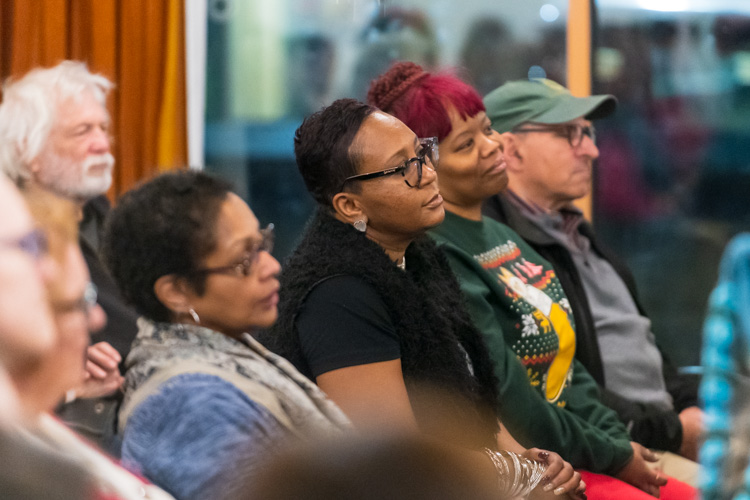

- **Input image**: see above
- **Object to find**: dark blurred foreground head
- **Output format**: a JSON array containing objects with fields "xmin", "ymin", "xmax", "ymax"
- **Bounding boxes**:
[{"xmin": 238, "ymin": 433, "xmax": 501, "ymax": 500}]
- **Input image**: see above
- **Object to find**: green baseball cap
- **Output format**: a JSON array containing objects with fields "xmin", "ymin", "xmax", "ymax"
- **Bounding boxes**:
[{"xmin": 483, "ymin": 78, "xmax": 617, "ymax": 134}]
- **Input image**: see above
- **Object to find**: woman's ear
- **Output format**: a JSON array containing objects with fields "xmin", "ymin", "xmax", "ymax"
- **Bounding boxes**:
[
  {"xmin": 331, "ymin": 191, "xmax": 366, "ymax": 225},
  {"xmin": 153, "ymin": 275, "xmax": 192, "ymax": 317}
]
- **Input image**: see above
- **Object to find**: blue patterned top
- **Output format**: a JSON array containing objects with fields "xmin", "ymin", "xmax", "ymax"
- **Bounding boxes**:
[{"xmin": 700, "ymin": 233, "xmax": 750, "ymax": 500}]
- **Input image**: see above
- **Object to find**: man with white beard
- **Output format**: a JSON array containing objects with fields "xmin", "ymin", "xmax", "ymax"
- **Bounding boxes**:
[
  {"xmin": 0, "ymin": 61, "xmax": 115, "ymax": 201},
  {"xmin": 0, "ymin": 61, "xmax": 137, "ymax": 453}
]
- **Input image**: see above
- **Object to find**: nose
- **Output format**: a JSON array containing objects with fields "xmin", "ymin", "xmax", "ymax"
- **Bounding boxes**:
[
  {"xmin": 480, "ymin": 133, "xmax": 502, "ymax": 157},
  {"xmin": 90, "ymin": 125, "xmax": 111, "ymax": 154},
  {"xmin": 420, "ymin": 155, "xmax": 438, "ymax": 187},
  {"xmin": 259, "ymin": 251, "xmax": 281, "ymax": 280},
  {"xmin": 577, "ymin": 134, "xmax": 599, "ymax": 159},
  {"xmin": 87, "ymin": 303, "xmax": 107, "ymax": 334},
  {"xmin": 490, "ymin": 130, "xmax": 504, "ymax": 149},
  {"xmin": 36, "ymin": 254, "xmax": 60, "ymax": 287}
]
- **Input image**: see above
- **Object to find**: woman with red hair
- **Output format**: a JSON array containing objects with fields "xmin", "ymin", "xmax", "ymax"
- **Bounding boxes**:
[{"xmin": 368, "ymin": 62, "xmax": 696, "ymax": 500}]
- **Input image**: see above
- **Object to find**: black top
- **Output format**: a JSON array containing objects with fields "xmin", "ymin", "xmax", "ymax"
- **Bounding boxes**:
[
  {"xmin": 296, "ymin": 275, "xmax": 400, "ymax": 380},
  {"xmin": 263, "ymin": 210, "xmax": 500, "ymax": 450}
]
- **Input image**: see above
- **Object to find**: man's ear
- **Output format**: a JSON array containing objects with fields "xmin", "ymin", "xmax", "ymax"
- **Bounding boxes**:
[
  {"xmin": 27, "ymin": 156, "xmax": 42, "ymax": 175},
  {"xmin": 153, "ymin": 275, "xmax": 192, "ymax": 317},
  {"xmin": 501, "ymin": 133, "xmax": 524, "ymax": 170},
  {"xmin": 331, "ymin": 191, "xmax": 367, "ymax": 225}
]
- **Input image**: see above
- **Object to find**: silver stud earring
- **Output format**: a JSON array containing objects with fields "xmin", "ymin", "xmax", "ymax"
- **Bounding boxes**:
[
  {"xmin": 353, "ymin": 219, "xmax": 367, "ymax": 232},
  {"xmin": 188, "ymin": 307, "xmax": 200, "ymax": 324}
]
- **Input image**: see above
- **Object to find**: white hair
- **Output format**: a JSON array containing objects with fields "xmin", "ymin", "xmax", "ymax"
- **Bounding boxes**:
[{"xmin": 0, "ymin": 60, "xmax": 113, "ymax": 183}]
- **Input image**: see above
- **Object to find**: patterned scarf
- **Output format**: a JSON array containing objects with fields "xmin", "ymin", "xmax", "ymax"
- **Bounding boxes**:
[{"xmin": 123, "ymin": 318, "xmax": 351, "ymax": 438}]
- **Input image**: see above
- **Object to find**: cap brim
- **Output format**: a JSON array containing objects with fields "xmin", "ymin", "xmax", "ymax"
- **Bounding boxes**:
[{"xmin": 531, "ymin": 94, "xmax": 617, "ymax": 124}]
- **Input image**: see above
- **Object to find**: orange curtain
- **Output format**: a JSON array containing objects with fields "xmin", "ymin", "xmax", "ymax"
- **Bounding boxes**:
[
  {"xmin": 0, "ymin": 0, "xmax": 187, "ymax": 198},
  {"xmin": 567, "ymin": 0, "xmax": 593, "ymax": 220}
]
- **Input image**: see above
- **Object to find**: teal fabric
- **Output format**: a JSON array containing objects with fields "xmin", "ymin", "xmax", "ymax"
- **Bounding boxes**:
[
  {"xmin": 699, "ymin": 233, "xmax": 750, "ymax": 500},
  {"xmin": 484, "ymin": 78, "xmax": 616, "ymax": 134}
]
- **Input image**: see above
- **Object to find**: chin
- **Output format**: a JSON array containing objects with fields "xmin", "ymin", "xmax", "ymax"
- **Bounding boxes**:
[
  {"xmin": 421, "ymin": 207, "xmax": 446, "ymax": 231},
  {"xmin": 254, "ymin": 311, "xmax": 279, "ymax": 330},
  {"xmin": 486, "ymin": 175, "xmax": 509, "ymax": 197}
]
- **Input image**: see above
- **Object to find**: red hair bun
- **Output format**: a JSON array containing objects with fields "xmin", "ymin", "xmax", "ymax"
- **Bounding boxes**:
[{"xmin": 367, "ymin": 61, "xmax": 428, "ymax": 112}]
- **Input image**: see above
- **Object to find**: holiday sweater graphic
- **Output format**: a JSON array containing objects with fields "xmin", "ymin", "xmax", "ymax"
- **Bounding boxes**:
[{"xmin": 430, "ymin": 212, "xmax": 576, "ymax": 406}]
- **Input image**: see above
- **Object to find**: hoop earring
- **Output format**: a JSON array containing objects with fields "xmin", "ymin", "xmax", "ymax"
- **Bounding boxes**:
[
  {"xmin": 353, "ymin": 219, "xmax": 367, "ymax": 233},
  {"xmin": 188, "ymin": 307, "xmax": 200, "ymax": 324}
]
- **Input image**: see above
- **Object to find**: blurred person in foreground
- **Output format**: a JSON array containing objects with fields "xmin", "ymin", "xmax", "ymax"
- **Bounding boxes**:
[
  {"xmin": 9, "ymin": 184, "xmax": 174, "ymax": 499},
  {"xmin": 0, "ymin": 175, "xmax": 92, "ymax": 500},
  {"xmin": 0, "ymin": 60, "xmax": 135, "ymax": 448},
  {"xmin": 368, "ymin": 61, "xmax": 696, "ymax": 499},
  {"xmin": 103, "ymin": 171, "xmax": 351, "ymax": 499},
  {"xmin": 699, "ymin": 234, "xmax": 750, "ymax": 499},
  {"xmin": 482, "ymin": 79, "xmax": 702, "ymax": 477},
  {"xmin": 242, "ymin": 433, "xmax": 515, "ymax": 500},
  {"xmin": 262, "ymin": 98, "xmax": 585, "ymax": 499},
  {"xmin": 0, "ymin": 177, "xmax": 57, "ymax": 418}
]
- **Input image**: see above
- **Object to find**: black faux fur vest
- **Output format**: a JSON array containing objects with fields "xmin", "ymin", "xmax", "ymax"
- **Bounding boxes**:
[{"xmin": 262, "ymin": 210, "xmax": 500, "ymax": 449}]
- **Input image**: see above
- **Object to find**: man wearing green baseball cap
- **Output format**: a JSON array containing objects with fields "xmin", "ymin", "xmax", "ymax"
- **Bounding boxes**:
[{"xmin": 482, "ymin": 78, "xmax": 702, "ymax": 480}]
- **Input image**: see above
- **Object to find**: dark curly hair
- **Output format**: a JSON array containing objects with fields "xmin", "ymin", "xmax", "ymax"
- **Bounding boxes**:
[
  {"xmin": 102, "ymin": 171, "xmax": 234, "ymax": 322},
  {"xmin": 294, "ymin": 98, "xmax": 376, "ymax": 206}
]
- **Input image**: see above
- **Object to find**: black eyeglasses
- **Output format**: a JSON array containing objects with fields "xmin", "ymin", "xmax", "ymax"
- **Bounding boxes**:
[
  {"xmin": 342, "ymin": 137, "xmax": 439, "ymax": 190},
  {"xmin": 0, "ymin": 227, "xmax": 48, "ymax": 261},
  {"xmin": 512, "ymin": 123, "xmax": 596, "ymax": 148},
  {"xmin": 194, "ymin": 224, "xmax": 275, "ymax": 278}
]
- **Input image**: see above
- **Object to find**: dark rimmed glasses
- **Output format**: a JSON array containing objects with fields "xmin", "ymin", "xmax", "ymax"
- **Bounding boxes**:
[
  {"xmin": 0, "ymin": 227, "xmax": 48, "ymax": 261},
  {"xmin": 512, "ymin": 123, "xmax": 596, "ymax": 148},
  {"xmin": 342, "ymin": 137, "xmax": 439, "ymax": 189},
  {"xmin": 193, "ymin": 224, "xmax": 275, "ymax": 278}
]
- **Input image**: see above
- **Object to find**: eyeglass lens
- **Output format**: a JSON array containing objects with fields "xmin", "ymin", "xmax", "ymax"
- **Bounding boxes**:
[
  {"xmin": 0, "ymin": 228, "xmax": 48, "ymax": 260},
  {"xmin": 238, "ymin": 224, "xmax": 275, "ymax": 276},
  {"xmin": 52, "ymin": 282, "xmax": 98, "ymax": 316},
  {"xmin": 570, "ymin": 125, "xmax": 595, "ymax": 147},
  {"xmin": 405, "ymin": 138, "xmax": 439, "ymax": 188}
]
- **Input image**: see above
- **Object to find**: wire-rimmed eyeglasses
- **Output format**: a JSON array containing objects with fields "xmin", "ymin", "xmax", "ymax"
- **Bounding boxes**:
[
  {"xmin": 51, "ymin": 282, "xmax": 98, "ymax": 318},
  {"xmin": 193, "ymin": 224, "xmax": 275, "ymax": 278},
  {"xmin": 512, "ymin": 123, "xmax": 595, "ymax": 148},
  {"xmin": 0, "ymin": 227, "xmax": 48, "ymax": 261}
]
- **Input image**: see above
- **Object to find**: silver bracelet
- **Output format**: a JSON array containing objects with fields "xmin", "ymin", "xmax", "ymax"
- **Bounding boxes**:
[{"xmin": 484, "ymin": 448, "xmax": 547, "ymax": 498}]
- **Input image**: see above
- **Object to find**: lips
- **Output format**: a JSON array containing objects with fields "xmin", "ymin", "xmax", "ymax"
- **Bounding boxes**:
[
  {"xmin": 260, "ymin": 284, "xmax": 280, "ymax": 309},
  {"xmin": 425, "ymin": 193, "xmax": 443, "ymax": 208},
  {"xmin": 488, "ymin": 154, "xmax": 507, "ymax": 175},
  {"xmin": 87, "ymin": 164, "xmax": 110, "ymax": 174}
]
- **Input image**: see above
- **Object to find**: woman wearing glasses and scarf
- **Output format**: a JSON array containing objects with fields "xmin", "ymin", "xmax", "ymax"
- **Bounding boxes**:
[
  {"xmin": 367, "ymin": 62, "xmax": 697, "ymax": 499},
  {"xmin": 263, "ymin": 98, "xmax": 585, "ymax": 499},
  {"xmin": 102, "ymin": 171, "xmax": 351, "ymax": 500}
]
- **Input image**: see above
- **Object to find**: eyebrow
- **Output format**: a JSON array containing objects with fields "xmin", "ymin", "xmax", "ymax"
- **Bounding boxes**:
[
  {"xmin": 65, "ymin": 119, "xmax": 110, "ymax": 134},
  {"xmin": 382, "ymin": 135, "xmax": 420, "ymax": 166},
  {"xmin": 226, "ymin": 233, "xmax": 262, "ymax": 253},
  {"xmin": 449, "ymin": 127, "xmax": 473, "ymax": 145}
]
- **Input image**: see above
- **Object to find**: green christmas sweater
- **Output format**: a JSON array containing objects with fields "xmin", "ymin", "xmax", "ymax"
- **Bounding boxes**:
[{"xmin": 429, "ymin": 210, "xmax": 633, "ymax": 474}]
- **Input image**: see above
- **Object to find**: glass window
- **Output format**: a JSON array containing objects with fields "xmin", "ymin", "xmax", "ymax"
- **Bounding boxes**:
[
  {"xmin": 593, "ymin": 0, "xmax": 750, "ymax": 366},
  {"xmin": 204, "ymin": 0, "xmax": 569, "ymax": 259}
]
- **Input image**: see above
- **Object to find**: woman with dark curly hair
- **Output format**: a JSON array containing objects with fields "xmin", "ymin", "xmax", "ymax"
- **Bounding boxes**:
[
  {"xmin": 260, "ymin": 98, "xmax": 585, "ymax": 499},
  {"xmin": 103, "ymin": 171, "xmax": 351, "ymax": 500}
]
